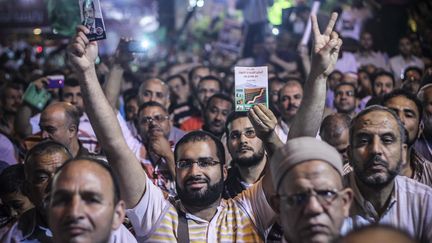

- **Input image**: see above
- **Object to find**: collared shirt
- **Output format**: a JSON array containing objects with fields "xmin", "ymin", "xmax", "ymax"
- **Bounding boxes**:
[
  {"xmin": 275, "ymin": 119, "xmax": 289, "ymax": 144},
  {"xmin": 343, "ymin": 173, "xmax": 432, "ymax": 242},
  {"xmin": 414, "ymin": 132, "xmax": 432, "ymax": 162},
  {"xmin": 126, "ymin": 176, "xmax": 276, "ymax": 242},
  {"xmin": 354, "ymin": 51, "xmax": 390, "ymax": 71},
  {"xmin": 389, "ymin": 55, "xmax": 424, "ymax": 81},
  {"xmin": 411, "ymin": 148, "xmax": 432, "ymax": 187},
  {"xmin": 0, "ymin": 132, "xmax": 17, "ymax": 165},
  {"xmin": 0, "ymin": 208, "xmax": 137, "ymax": 243}
]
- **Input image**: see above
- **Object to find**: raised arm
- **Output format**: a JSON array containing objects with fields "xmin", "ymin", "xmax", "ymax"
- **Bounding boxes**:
[
  {"xmin": 68, "ymin": 26, "xmax": 146, "ymax": 208},
  {"xmin": 248, "ymin": 104, "xmax": 282, "ymax": 203},
  {"xmin": 288, "ymin": 13, "xmax": 342, "ymax": 140}
]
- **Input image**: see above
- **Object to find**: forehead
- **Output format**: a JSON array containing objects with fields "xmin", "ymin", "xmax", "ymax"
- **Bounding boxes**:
[
  {"xmin": 177, "ymin": 140, "xmax": 218, "ymax": 159},
  {"xmin": 375, "ymin": 75, "xmax": 392, "ymax": 83},
  {"xmin": 280, "ymin": 83, "xmax": 303, "ymax": 95},
  {"xmin": 353, "ymin": 110, "xmax": 399, "ymax": 134},
  {"xmin": 144, "ymin": 80, "xmax": 166, "ymax": 91},
  {"xmin": 5, "ymin": 87, "xmax": 22, "ymax": 95},
  {"xmin": 228, "ymin": 117, "xmax": 253, "ymax": 131},
  {"xmin": 385, "ymin": 96, "xmax": 418, "ymax": 113},
  {"xmin": 199, "ymin": 79, "xmax": 219, "ymax": 88},
  {"xmin": 280, "ymin": 160, "xmax": 341, "ymax": 193},
  {"xmin": 54, "ymin": 161, "xmax": 113, "ymax": 196},
  {"xmin": 361, "ymin": 32, "xmax": 372, "ymax": 39},
  {"xmin": 140, "ymin": 105, "xmax": 166, "ymax": 116},
  {"xmin": 336, "ymin": 84, "xmax": 354, "ymax": 92},
  {"xmin": 63, "ymin": 86, "xmax": 81, "ymax": 93},
  {"xmin": 29, "ymin": 152, "xmax": 69, "ymax": 171},
  {"xmin": 424, "ymin": 87, "xmax": 432, "ymax": 101},
  {"xmin": 41, "ymin": 107, "xmax": 65, "ymax": 122},
  {"xmin": 168, "ymin": 77, "xmax": 183, "ymax": 85},
  {"xmin": 209, "ymin": 98, "xmax": 231, "ymax": 109},
  {"xmin": 400, "ymin": 38, "xmax": 411, "ymax": 44}
]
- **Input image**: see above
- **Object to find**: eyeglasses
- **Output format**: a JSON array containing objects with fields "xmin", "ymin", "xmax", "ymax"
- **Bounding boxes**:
[
  {"xmin": 176, "ymin": 157, "xmax": 221, "ymax": 169},
  {"xmin": 139, "ymin": 115, "xmax": 169, "ymax": 125},
  {"xmin": 280, "ymin": 188, "xmax": 342, "ymax": 208},
  {"xmin": 229, "ymin": 129, "xmax": 256, "ymax": 140}
]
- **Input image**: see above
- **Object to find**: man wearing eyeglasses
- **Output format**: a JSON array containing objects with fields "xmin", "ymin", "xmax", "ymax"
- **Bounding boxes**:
[
  {"xmin": 223, "ymin": 111, "xmax": 267, "ymax": 199},
  {"xmin": 344, "ymin": 105, "xmax": 432, "ymax": 242},
  {"xmin": 68, "ymin": 11, "xmax": 342, "ymax": 242},
  {"xmin": 135, "ymin": 101, "xmax": 185, "ymax": 195},
  {"xmin": 333, "ymin": 82, "xmax": 357, "ymax": 118},
  {"xmin": 270, "ymin": 137, "xmax": 353, "ymax": 243}
]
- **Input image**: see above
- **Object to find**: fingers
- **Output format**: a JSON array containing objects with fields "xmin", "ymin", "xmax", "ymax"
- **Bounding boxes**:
[
  {"xmin": 324, "ymin": 12, "xmax": 338, "ymax": 36},
  {"xmin": 76, "ymin": 25, "xmax": 90, "ymax": 35},
  {"xmin": 259, "ymin": 104, "xmax": 277, "ymax": 122},
  {"xmin": 311, "ymin": 14, "xmax": 320, "ymax": 38}
]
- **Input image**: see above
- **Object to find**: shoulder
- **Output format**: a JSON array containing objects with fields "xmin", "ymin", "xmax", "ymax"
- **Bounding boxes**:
[{"xmin": 395, "ymin": 176, "xmax": 432, "ymax": 199}]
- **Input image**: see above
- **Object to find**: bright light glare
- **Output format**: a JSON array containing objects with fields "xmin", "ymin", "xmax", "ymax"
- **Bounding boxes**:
[
  {"xmin": 272, "ymin": 27, "xmax": 279, "ymax": 36},
  {"xmin": 141, "ymin": 40, "xmax": 150, "ymax": 49},
  {"xmin": 197, "ymin": 0, "xmax": 204, "ymax": 7},
  {"xmin": 33, "ymin": 28, "xmax": 42, "ymax": 35}
]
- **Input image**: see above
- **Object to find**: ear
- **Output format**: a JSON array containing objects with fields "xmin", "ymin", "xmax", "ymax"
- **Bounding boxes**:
[
  {"xmin": 401, "ymin": 143, "xmax": 408, "ymax": 161},
  {"xmin": 340, "ymin": 188, "xmax": 354, "ymax": 217},
  {"xmin": 222, "ymin": 165, "xmax": 228, "ymax": 182},
  {"xmin": 111, "ymin": 200, "xmax": 126, "ymax": 230},
  {"xmin": 418, "ymin": 122, "xmax": 424, "ymax": 139}
]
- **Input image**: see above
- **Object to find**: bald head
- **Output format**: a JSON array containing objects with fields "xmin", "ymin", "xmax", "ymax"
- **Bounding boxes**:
[
  {"xmin": 138, "ymin": 78, "xmax": 170, "ymax": 108},
  {"xmin": 339, "ymin": 225, "xmax": 417, "ymax": 243}
]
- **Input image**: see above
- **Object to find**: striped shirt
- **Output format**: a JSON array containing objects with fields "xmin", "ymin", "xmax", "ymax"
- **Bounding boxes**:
[
  {"xmin": 126, "ymin": 177, "xmax": 275, "ymax": 242},
  {"xmin": 342, "ymin": 173, "xmax": 432, "ymax": 242}
]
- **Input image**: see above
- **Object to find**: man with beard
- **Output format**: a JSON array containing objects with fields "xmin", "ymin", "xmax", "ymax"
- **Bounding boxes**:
[
  {"xmin": 334, "ymin": 82, "xmax": 357, "ymax": 118},
  {"xmin": 223, "ymin": 112, "xmax": 266, "ymax": 198},
  {"xmin": 275, "ymin": 80, "xmax": 303, "ymax": 142},
  {"xmin": 344, "ymin": 105, "xmax": 432, "ymax": 242},
  {"xmin": 415, "ymin": 84, "xmax": 432, "ymax": 161},
  {"xmin": 202, "ymin": 94, "xmax": 233, "ymax": 138},
  {"xmin": 68, "ymin": 10, "xmax": 341, "ymax": 240},
  {"xmin": 382, "ymin": 89, "xmax": 432, "ymax": 187}
]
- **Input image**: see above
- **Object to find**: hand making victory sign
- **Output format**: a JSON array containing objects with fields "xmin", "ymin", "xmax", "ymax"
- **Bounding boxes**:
[{"xmin": 310, "ymin": 12, "xmax": 341, "ymax": 78}]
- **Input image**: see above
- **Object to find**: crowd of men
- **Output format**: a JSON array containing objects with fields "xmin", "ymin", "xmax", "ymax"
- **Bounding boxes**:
[{"xmin": 1, "ymin": 4, "xmax": 432, "ymax": 243}]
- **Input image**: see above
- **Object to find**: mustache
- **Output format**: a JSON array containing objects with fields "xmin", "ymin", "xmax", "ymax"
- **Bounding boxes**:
[
  {"xmin": 185, "ymin": 176, "xmax": 209, "ymax": 185},
  {"xmin": 237, "ymin": 145, "xmax": 254, "ymax": 152},
  {"xmin": 365, "ymin": 155, "xmax": 388, "ymax": 168},
  {"xmin": 287, "ymin": 104, "xmax": 299, "ymax": 110}
]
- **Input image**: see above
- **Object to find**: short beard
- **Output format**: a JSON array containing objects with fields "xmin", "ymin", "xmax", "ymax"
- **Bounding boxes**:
[
  {"xmin": 352, "ymin": 155, "xmax": 402, "ymax": 188},
  {"xmin": 176, "ymin": 176, "xmax": 224, "ymax": 208},
  {"xmin": 233, "ymin": 149, "xmax": 265, "ymax": 167}
]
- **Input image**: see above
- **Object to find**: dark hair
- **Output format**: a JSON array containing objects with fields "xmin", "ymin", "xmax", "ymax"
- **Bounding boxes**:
[
  {"xmin": 138, "ymin": 101, "xmax": 168, "ymax": 115},
  {"xmin": 25, "ymin": 140, "xmax": 72, "ymax": 178},
  {"xmin": 0, "ymin": 164, "xmax": 26, "ymax": 196},
  {"xmin": 349, "ymin": 105, "xmax": 406, "ymax": 146},
  {"xmin": 174, "ymin": 130, "xmax": 226, "ymax": 166},
  {"xmin": 225, "ymin": 111, "xmax": 249, "ymax": 137},
  {"xmin": 54, "ymin": 157, "xmax": 121, "ymax": 204},
  {"xmin": 334, "ymin": 82, "xmax": 357, "ymax": 97},
  {"xmin": 205, "ymin": 93, "xmax": 234, "ymax": 111},
  {"xmin": 319, "ymin": 113, "xmax": 351, "ymax": 144},
  {"xmin": 188, "ymin": 65, "xmax": 209, "ymax": 84},
  {"xmin": 166, "ymin": 74, "xmax": 187, "ymax": 85},
  {"xmin": 403, "ymin": 66, "xmax": 423, "ymax": 81},
  {"xmin": 198, "ymin": 75, "xmax": 222, "ymax": 90},
  {"xmin": 268, "ymin": 76, "xmax": 286, "ymax": 86},
  {"xmin": 382, "ymin": 89, "xmax": 423, "ymax": 122},
  {"xmin": 1, "ymin": 82, "xmax": 23, "ymax": 102},
  {"xmin": 371, "ymin": 71, "xmax": 395, "ymax": 90}
]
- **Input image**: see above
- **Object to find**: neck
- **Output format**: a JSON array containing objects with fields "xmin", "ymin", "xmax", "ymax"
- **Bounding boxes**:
[
  {"xmin": 401, "ymin": 147, "xmax": 414, "ymax": 178},
  {"xmin": 237, "ymin": 156, "xmax": 267, "ymax": 184},
  {"xmin": 354, "ymin": 175, "xmax": 395, "ymax": 217},
  {"xmin": 183, "ymin": 198, "xmax": 220, "ymax": 221},
  {"xmin": 402, "ymin": 53, "xmax": 412, "ymax": 59},
  {"xmin": 281, "ymin": 116, "xmax": 294, "ymax": 126},
  {"xmin": 69, "ymin": 139, "xmax": 80, "ymax": 158}
]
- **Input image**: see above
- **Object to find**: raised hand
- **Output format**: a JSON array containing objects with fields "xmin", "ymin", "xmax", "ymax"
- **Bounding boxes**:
[
  {"xmin": 248, "ymin": 104, "xmax": 278, "ymax": 140},
  {"xmin": 310, "ymin": 13, "xmax": 341, "ymax": 78},
  {"xmin": 67, "ymin": 25, "xmax": 98, "ymax": 73}
]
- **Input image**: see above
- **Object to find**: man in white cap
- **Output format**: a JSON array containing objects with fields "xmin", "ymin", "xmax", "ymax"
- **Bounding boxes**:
[{"xmin": 270, "ymin": 137, "xmax": 354, "ymax": 243}]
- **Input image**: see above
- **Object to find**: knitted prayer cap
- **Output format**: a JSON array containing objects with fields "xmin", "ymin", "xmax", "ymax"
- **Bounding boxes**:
[{"xmin": 270, "ymin": 137, "xmax": 343, "ymax": 191}]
